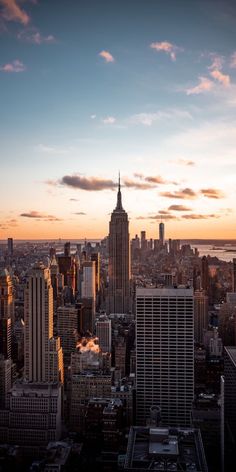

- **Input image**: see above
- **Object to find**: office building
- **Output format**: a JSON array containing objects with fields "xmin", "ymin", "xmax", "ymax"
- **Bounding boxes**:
[
  {"xmin": 201, "ymin": 257, "xmax": 209, "ymax": 293},
  {"xmin": 159, "ymin": 222, "xmax": 165, "ymax": 246},
  {"xmin": 57, "ymin": 304, "xmax": 79, "ymax": 371},
  {"xmin": 0, "ymin": 268, "xmax": 14, "ymax": 360},
  {"xmin": 0, "ymin": 382, "xmax": 62, "ymax": 450},
  {"xmin": 194, "ymin": 291, "xmax": 209, "ymax": 343},
  {"xmin": 233, "ymin": 259, "xmax": 236, "ymax": 292},
  {"xmin": 136, "ymin": 287, "xmax": 194, "ymax": 426},
  {"xmin": 24, "ymin": 263, "xmax": 64, "ymax": 384},
  {"xmin": 0, "ymin": 356, "xmax": 12, "ymax": 408},
  {"xmin": 96, "ymin": 316, "xmax": 112, "ymax": 353},
  {"xmin": 81, "ymin": 261, "xmax": 96, "ymax": 310},
  {"xmin": 7, "ymin": 238, "xmax": 13, "ymax": 257},
  {"xmin": 223, "ymin": 347, "xmax": 236, "ymax": 471},
  {"xmin": 108, "ymin": 176, "xmax": 130, "ymax": 314}
]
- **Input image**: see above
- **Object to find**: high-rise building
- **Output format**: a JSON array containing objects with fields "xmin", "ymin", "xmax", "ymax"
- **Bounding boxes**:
[
  {"xmin": 24, "ymin": 263, "xmax": 63, "ymax": 384},
  {"xmin": 140, "ymin": 231, "xmax": 147, "ymax": 251},
  {"xmin": 224, "ymin": 346, "xmax": 236, "ymax": 470},
  {"xmin": 57, "ymin": 304, "xmax": 79, "ymax": 370},
  {"xmin": 0, "ymin": 269, "xmax": 14, "ymax": 360},
  {"xmin": 194, "ymin": 290, "xmax": 209, "ymax": 343},
  {"xmin": 0, "ymin": 355, "xmax": 12, "ymax": 408},
  {"xmin": 7, "ymin": 238, "xmax": 13, "ymax": 256},
  {"xmin": 136, "ymin": 287, "xmax": 194, "ymax": 426},
  {"xmin": 232, "ymin": 258, "xmax": 236, "ymax": 292},
  {"xmin": 201, "ymin": 256, "xmax": 209, "ymax": 293},
  {"xmin": 159, "ymin": 222, "xmax": 165, "ymax": 246},
  {"xmin": 91, "ymin": 252, "xmax": 100, "ymax": 294},
  {"xmin": 108, "ymin": 176, "xmax": 130, "ymax": 314},
  {"xmin": 96, "ymin": 316, "xmax": 112, "ymax": 353}
]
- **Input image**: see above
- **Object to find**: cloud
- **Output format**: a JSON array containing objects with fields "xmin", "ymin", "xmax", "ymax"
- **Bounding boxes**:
[
  {"xmin": 36, "ymin": 144, "xmax": 74, "ymax": 154},
  {"xmin": 123, "ymin": 178, "xmax": 155, "ymax": 190},
  {"xmin": 200, "ymin": 188, "xmax": 225, "ymax": 199},
  {"xmin": 208, "ymin": 54, "xmax": 224, "ymax": 71},
  {"xmin": 137, "ymin": 214, "xmax": 177, "ymax": 221},
  {"xmin": 0, "ymin": 59, "xmax": 25, "ymax": 72},
  {"xmin": 20, "ymin": 211, "xmax": 61, "ymax": 221},
  {"xmin": 186, "ymin": 76, "xmax": 214, "ymax": 95},
  {"xmin": 160, "ymin": 188, "xmax": 197, "ymax": 199},
  {"xmin": 73, "ymin": 212, "xmax": 86, "ymax": 216},
  {"xmin": 168, "ymin": 205, "xmax": 191, "ymax": 211},
  {"xmin": 98, "ymin": 50, "xmax": 114, "ymax": 63},
  {"xmin": 182, "ymin": 213, "xmax": 218, "ymax": 220},
  {"xmin": 102, "ymin": 116, "xmax": 116, "ymax": 124},
  {"xmin": 210, "ymin": 69, "xmax": 230, "ymax": 87},
  {"xmin": 0, "ymin": 0, "xmax": 30, "ymax": 25},
  {"xmin": 150, "ymin": 41, "xmax": 182, "ymax": 61},
  {"xmin": 144, "ymin": 175, "xmax": 167, "ymax": 184},
  {"xmin": 90, "ymin": 114, "xmax": 96, "ymax": 119},
  {"xmin": 17, "ymin": 29, "xmax": 56, "ymax": 44},
  {"xmin": 170, "ymin": 158, "xmax": 195, "ymax": 166},
  {"xmin": 61, "ymin": 174, "xmax": 117, "ymax": 191},
  {"xmin": 129, "ymin": 109, "xmax": 191, "ymax": 126},
  {"xmin": 134, "ymin": 173, "xmax": 178, "ymax": 186},
  {"xmin": 230, "ymin": 52, "xmax": 236, "ymax": 68}
]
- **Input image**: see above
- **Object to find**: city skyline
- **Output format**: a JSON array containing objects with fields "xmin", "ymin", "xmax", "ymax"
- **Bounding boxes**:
[{"xmin": 1, "ymin": 0, "xmax": 236, "ymax": 239}]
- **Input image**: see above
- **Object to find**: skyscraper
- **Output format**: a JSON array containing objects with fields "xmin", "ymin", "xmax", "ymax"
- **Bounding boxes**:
[
  {"xmin": 0, "ymin": 268, "xmax": 13, "ymax": 360},
  {"xmin": 24, "ymin": 263, "xmax": 63, "ymax": 383},
  {"xmin": 108, "ymin": 176, "xmax": 130, "ymax": 314},
  {"xmin": 159, "ymin": 222, "xmax": 165, "ymax": 246},
  {"xmin": 194, "ymin": 290, "xmax": 209, "ymax": 343},
  {"xmin": 136, "ymin": 287, "xmax": 194, "ymax": 426},
  {"xmin": 232, "ymin": 258, "xmax": 236, "ymax": 292}
]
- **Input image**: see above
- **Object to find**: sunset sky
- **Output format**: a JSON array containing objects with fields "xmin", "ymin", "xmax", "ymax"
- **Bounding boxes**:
[{"xmin": 1, "ymin": 0, "xmax": 236, "ymax": 240}]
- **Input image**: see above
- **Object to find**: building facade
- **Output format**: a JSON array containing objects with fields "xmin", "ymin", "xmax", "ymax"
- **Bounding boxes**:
[
  {"xmin": 108, "ymin": 177, "xmax": 130, "ymax": 314},
  {"xmin": 136, "ymin": 287, "xmax": 194, "ymax": 426}
]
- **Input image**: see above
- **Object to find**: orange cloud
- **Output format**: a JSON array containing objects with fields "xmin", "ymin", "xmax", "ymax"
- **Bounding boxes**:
[
  {"xmin": 168, "ymin": 205, "xmax": 191, "ymax": 211},
  {"xmin": 20, "ymin": 211, "xmax": 62, "ymax": 221},
  {"xmin": 200, "ymin": 188, "xmax": 225, "ymax": 199},
  {"xmin": 0, "ymin": 0, "xmax": 30, "ymax": 25},
  {"xmin": 150, "ymin": 41, "xmax": 182, "ymax": 61},
  {"xmin": 186, "ymin": 76, "xmax": 214, "ymax": 95},
  {"xmin": 98, "ymin": 50, "xmax": 114, "ymax": 63},
  {"xmin": 210, "ymin": 69, "xmax": 230, "ymax": 87},
  {"xmin": 160, "ymin": 188, "xmax": 197, "ymax": 199}
]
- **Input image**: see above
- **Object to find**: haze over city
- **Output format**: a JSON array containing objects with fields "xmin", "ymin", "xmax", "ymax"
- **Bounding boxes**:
[{"xmin": 1, "ymin": 0, "xmax": 236, "ymax": 238}]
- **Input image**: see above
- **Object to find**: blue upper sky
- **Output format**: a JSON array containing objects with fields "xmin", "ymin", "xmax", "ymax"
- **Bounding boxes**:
[{"xmin": 1, "ymin": 0, "xmax": 236, "ymax": 239}]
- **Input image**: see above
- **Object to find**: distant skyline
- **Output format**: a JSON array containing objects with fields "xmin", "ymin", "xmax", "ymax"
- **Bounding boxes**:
[{"xmin": 1, "ymin": 0, "xmax": 236, "ymax": 239}]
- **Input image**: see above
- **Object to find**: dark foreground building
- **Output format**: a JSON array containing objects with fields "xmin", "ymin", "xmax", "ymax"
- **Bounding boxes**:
[{"xmin": 124, "ymin": 426, "xmax": 208, "ymax": 472}]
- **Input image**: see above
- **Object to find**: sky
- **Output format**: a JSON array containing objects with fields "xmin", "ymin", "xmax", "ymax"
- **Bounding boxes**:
[{"xmin": 1, "ymin": 0, "xmax": 236, "ymax": 240}]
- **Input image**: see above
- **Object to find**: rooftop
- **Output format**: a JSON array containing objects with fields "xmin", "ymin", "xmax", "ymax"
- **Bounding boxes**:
[{"xmin": 124, "ymin": 426, "xmax": 208, "ymax": 472}]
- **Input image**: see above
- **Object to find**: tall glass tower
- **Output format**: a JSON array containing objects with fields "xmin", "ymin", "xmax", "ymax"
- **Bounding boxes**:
[{"xmin": 108, "ymin": 176, "xmax": 130, "ymax": 314}]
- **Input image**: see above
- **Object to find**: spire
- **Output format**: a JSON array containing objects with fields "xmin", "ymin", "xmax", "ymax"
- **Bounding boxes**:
[{"xmin": 115, "ymin": 171, "xmax": 124, "ymax": 211}]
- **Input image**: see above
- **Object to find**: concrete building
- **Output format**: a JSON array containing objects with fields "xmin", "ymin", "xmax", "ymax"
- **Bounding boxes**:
[
  {"xmin": 108, "ymin": 176, "xmax": 130, "ymax": 314},
  {"xmin": 57, "ymin": 304, "xmax": 79, "ymax": 370},
  {"xmin": 0, "ymin": 268, "xmax": 14, "ymax": 360},
  {"xmin": 0, "ymin": 382, "xmax": 62, "ymax": 451},
  {"xmin": 0, "ymin": 356, "xmax": 12, "ymax": 408},
  {"xmin": 96, "ymin": 316, "xmax": 112, "ymax": 353},
  {"xmin": 136, "ymin": 287, "xmax": 194, "ymax": 426},
  {"xmin": 224, "ymin": 346, "xmax": 236, "ymax": 470},
  {"xmin": 24, "ymin": 263, "xmax": 64, "ymax": 384}
]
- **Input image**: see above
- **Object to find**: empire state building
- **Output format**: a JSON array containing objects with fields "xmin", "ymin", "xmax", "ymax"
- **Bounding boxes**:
[{"xmin": 108, "ymin": 177, "xmax": 130, "ymax": 314}]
